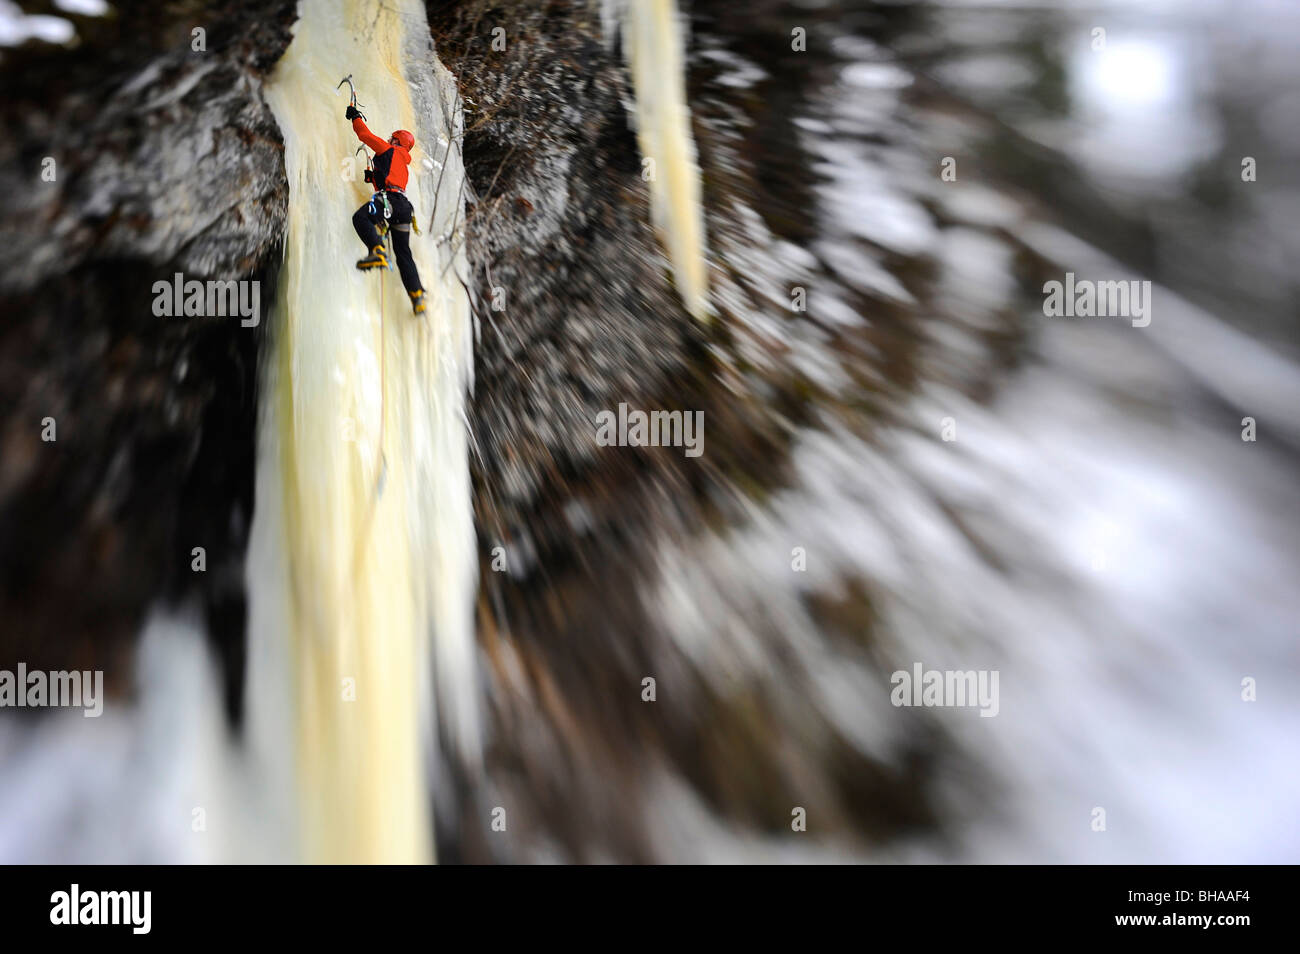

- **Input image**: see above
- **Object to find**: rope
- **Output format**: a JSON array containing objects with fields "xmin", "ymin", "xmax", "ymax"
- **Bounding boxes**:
[
  {"xmin": 376, "ymin": 264, "xmax": 388, "ymax": 494},
  {"xmin": 350, "ymin": 260, "xmax": 389, "ymax": 578}
]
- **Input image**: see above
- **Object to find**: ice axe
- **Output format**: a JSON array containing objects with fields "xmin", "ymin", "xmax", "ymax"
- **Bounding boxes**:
[{"xmin": 336, "ymin": 73, "xmax": 365, "ymax": 121}]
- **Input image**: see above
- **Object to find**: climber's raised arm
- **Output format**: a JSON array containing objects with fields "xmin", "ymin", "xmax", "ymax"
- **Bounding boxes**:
[{"xmin": 347, "ymin": 105, "xmax": 390, "ymax": 154}]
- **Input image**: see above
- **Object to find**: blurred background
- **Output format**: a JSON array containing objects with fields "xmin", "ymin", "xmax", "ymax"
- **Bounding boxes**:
[{"xmin": 1, "ymin": 0, "xmax": 1297, "ymax": 862}]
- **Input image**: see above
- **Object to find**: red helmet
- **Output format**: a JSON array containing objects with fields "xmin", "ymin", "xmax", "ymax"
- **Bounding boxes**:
[{"xmin": 390, "ymin": 129, "xmax": 415, "ymax": 151}]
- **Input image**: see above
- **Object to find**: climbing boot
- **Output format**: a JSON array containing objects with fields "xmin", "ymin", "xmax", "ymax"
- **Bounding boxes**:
[
  {"xmin": 409, "ymin": 289, "xmax": 427, "ymax": 315},
  {"xmin": 356, "ymin": 244, "xmax": 388, "ymax": 270}
]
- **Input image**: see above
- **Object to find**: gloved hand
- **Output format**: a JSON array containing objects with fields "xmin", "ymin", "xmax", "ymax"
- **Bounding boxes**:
[{"xmin": 346, "ymin": 105, "xmax": 361, "ymax": 120}]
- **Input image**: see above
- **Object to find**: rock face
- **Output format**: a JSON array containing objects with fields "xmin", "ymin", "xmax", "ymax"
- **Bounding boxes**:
[
  {"xmin": 428, "ymin": 1, "xmax": 925, "ymax": 862},
  {"xmin": 0, "ymin": 0, "xmax": 296, "ymax": 718},
  {"xmin": 430, "ymin": 0, "xmax": 700, "ymax": 530}
]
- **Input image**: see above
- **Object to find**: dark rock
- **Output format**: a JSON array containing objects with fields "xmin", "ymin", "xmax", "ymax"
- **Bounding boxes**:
[{"xmin": 0, "ymin": 0, "xmax": 296, "ymax": 720}]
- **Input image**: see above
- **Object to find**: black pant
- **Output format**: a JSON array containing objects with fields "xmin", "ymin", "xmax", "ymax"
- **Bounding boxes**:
[{"xmin": 352, "ymin": 191, "xmax": 423, "ymax": 295}]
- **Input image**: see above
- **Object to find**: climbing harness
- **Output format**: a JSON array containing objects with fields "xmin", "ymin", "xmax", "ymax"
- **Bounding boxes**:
[
  {"xmin": 367, "ymin": 189, "xmax": 392, "ymax": 221},
  {"xmin": 368, "ymin": 191, "xmax": 395, "ymax": 272}
]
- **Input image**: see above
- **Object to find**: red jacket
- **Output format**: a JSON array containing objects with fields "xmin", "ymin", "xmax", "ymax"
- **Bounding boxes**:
[{"xmin": 352, "ymin": 117, "xmax": 410, "ymax": 191}]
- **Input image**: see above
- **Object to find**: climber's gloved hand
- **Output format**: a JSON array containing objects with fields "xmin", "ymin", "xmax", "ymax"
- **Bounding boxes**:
[{"xmin": 346, "ymin": 105, "xmax": 361, "ymax": 121}]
